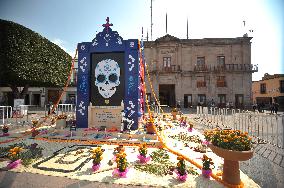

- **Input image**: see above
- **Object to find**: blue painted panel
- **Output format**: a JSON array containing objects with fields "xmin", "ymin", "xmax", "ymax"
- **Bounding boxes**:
[
  {"xmin": 77, "ymin": 42, "xmax": 90, "ymax": 53},
  {"xmin": 124, "ymin": 99, "xmax": 139, "ymax": 130},
  {"xmin": 77, "ymin": 74, "xmax": 90, "ymax": 96},
  {"xmin": 76, "ymin": 95, "xmax": 89, "ymax": 128},
  {"xmin": 125, "ymin": 74, "xmax": 139, "ymax": 98},
  {"xmin": 125, "ymin": 51, "xmax": 139, "ymax": 75},
  {"xmin": 90, "ymin": 28, "xmax": 125, "ymax": 53},
  {"xmin": 77, "ymin": 53, "xmax": 90, "ymax": 75},
  {"xmin": 76, "ymin": 74, "xmax": 90, "ymax": 128},
  {"xmin": 126, "ymin": 39, "xmax": 139, "ymax": 50}
]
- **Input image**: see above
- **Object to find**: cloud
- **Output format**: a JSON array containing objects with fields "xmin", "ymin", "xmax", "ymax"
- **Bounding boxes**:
[{"xmin": 52, "ymin": 38, "xmax": 75, "ymax": 57}]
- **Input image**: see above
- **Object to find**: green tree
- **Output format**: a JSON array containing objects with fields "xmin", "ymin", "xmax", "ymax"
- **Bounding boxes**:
[{"xmin": 0, "ymin": 19, "xmax": 72, "ymax": 99}]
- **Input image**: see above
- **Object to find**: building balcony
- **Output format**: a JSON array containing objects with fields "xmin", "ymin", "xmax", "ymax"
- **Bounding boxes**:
[
  {"xmin": 216, "ymin": 81, "xmax": 226, "ymax": 87},
  {"xmin": 193, "ymin": 64, "xmax": 258, "ymax": 73},
  {"xmin": 197, "ymin": 81, "xmax": 206, "ymax": 88},
  {"xmin": 194, "ymin": 65, "xmax": 208, "ymax": 72},
  {"xmin": 212, "ymin": 64, "xmax": 258, "ymax": 72},
  {"xmin": 162, "ymin": 65, "xmax": 181, "ymax": 72},
  {"xmin": 149, "ymin": 65, "xmax": 181, "ymax": 73}
]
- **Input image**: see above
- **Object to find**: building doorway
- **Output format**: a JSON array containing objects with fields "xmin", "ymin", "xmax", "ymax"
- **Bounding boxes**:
[
  {"xmin": 184, "ymin": 94, "xmax": 192, "ymax": 108},
  {"xmin": 32, "ymin": 94, "xmax": 41, "ymax": 106},
  {"xmin": 159, "ymin": 84, "xmax": 175, "ymax": 107},
  {"xmin": 235, "ymin": 94, "xmax": 244, "ymax": 109}
]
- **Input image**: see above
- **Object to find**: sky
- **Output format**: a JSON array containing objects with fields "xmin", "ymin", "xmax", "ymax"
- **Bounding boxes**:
[{"xmin": 0, "ymin": 0, "xmax": 283, "ymax": 81}]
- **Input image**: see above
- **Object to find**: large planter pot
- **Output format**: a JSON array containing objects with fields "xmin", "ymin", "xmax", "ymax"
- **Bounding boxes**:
[
  {"xmin": 92, "ymin": 163, "xmax": 100, "ymax": 172},
  {"xmin": 202, "ymin": 169, "xmax": 212, "ymax": 178},
  {"xmin": 112, "ymin": 168, "xmax": 129, "ymax": 178},
  {"xmin": 137, "ymin": 154, "xmax": 151, "ymax": 163},
  {"xmin": 146, "ymin": 122, "xmax": 155, "ymax": 134},
  {"xmin": 56, "ymin": 119, "xmax": 66, "ymax": 129},
  {"xmin": 209, "ymin": 144, "xmax": 253, "ymax": 185},
  {"xmin": 7, "ymin": 159, "xmax": 21, "ymax": 169},
  {"xmin": 2, "ymin": 128, "xmax": 9, "ymax": 134}
]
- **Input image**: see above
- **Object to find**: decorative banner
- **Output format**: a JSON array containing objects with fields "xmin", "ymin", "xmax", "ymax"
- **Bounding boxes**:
[{"xmin": 91, "ymin": 52, "xmax": 125, "ymax": 106}]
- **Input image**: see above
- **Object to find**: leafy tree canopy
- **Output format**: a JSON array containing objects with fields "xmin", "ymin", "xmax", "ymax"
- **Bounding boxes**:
[{"xmin": 0, "ymin": 19, "xmax": 72, "ymax": 87}]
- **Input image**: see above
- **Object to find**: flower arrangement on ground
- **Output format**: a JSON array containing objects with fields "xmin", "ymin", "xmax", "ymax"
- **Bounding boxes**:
[
  {"xmin": 57, "ymin": 114, "xmax": 67, "ymax": 120},
  {"xmin": 171, "ymin": 108, "xmax": 178, "ymax": 120},
  {"xmin": 91, "ymin": 147, "xmax": 104, "ymax": 171},
  {"xmin": 113, "ymin": 151, "xmax": 129, "ymax": 178},
  {"xmin": 201, "ymin": 154, "xmax": 214, "ymax": 178},
  {"xmin": 204, "ymin": 128, "xmax": 252, "ymax": 151},
  {"xmin": 175, "ymin": 155, "xmax": 187, "ymax": 181},
  {"xmin": 188, "ymin": 122, "xmax": 194, "ymax": 132},
  {"xmin": 137, "ymin": 143, "xmax": 151, "ymax": 163},
  {"xmin": 31, "ymin": 120, "xmax": 38, "ymax": 128},
  {"xmin": 7, "ymin": 146, "xmax": 23, "ymax": 169}
]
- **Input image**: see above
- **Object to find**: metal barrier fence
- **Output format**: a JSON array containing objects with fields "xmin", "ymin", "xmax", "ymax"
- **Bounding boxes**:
[
  {"xmin": 44, "ymin": 104, "xmax": 76, "ymax": 117},
  {"xmin": 196, "ymin": 106, "xmax": 284, "ymax": 149},
  {"xmin": 56, "ymin": 104, "xmax": 76, "ymax": 116},
  {"xmin": 0, "ymin": 106, "xmax": 13, "ymax": 125}
]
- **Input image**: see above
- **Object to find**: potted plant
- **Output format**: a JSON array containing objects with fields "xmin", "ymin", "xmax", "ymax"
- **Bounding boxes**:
[
  {"xmin": 91, "ymin": 147, "xmax": 104, "ymax": 171},
  {"xmin": 204, "ymin": 129, "xmax": 253, "ymax": 185},
  {"xmin": 2, "ymin": 125, "xmax": 9, "ymax": 136},
  {"xmin": 188, "ymin": 123, "xmax": 194, "ymax": 132},
  {"xmin": 31, "ymin": 127, "xmax": 39, "ymax": 137},
  {"xmin": 171, "ymin": 108, "xmax": 178, "ymax": 120},
  {"xmin": 146, "ymin": 118, "xmax": 155, "ymax": 134},
  {"xmin": 31, "ymin": 120, "xmax": 38, "ymax": 128},
  {"xmin": 113, "ymin": 151, "xmax": 129, "ymax": 178},
  {"xmin": 7, "ymin": 146, "xmax": 23, "ymax": 169},
  {"xmin": 201, "ymin": 154, "xmax": 214, "ymax": 178},
  {"xmin": 137, "ymin": 143, "xmax": 151, "ymax": 163},
  {"xmin": 174, "ymin": 155, "xmax": 187, "ymax": 181}
]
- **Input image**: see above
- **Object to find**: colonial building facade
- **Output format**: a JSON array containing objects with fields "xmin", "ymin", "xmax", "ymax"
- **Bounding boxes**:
[
  {"xmin": 252, "ymin": 73, "xmax": 284, "ymax": 110},
  {"xmin": 144, "ymin": 34, "xmax": 258, "ymax": 108}
]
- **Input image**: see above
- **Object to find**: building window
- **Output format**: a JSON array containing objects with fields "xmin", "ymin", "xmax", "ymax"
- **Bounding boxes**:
[
  {"xmin": 197, "ymin": 57, "xmax": 205, "ymax": 66},
  {"xmin": 218, "ymin": 94, "xmax": 226, "ymax": 107},
  {"xmin": 163, "ymin": 57, "xmax": 171, "ymax": 68},
  {"xmin": 197, "ymin": 94, "xmax": 206, "ymax": 106},
  {"xmin": 217, "ymin": 76, "xmax": 226, "ymax": 87},
  {"xmin": 260, "ymin": 83, "xmax": 266, "ymax": 94},
  {"xmin": 280, "ymin": 80, "xmax": 284, "ymax": 93},
  {"xmin": 217, "ymin": 56, "xmax": 225, "ymax": 66},
  {"xmin": 197, "ymin": 76, "xmax": 206, "ymax": 87}
]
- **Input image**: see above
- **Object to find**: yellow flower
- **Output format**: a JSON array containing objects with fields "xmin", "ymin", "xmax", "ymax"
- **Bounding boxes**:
[{"xmin": 177, "ymin": 155, "xmax": 184, "ymax": 161}]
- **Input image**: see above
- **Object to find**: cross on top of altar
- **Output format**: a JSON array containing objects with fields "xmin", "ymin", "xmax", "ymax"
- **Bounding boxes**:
[{"xmin": 102, "ymin": 17, "xmax": 113, "ymax": 33}]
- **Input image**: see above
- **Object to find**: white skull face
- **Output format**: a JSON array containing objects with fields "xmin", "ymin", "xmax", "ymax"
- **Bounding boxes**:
[{"xmin": 95, "ymin": 59, "xmax": 120, "ymax": 98}]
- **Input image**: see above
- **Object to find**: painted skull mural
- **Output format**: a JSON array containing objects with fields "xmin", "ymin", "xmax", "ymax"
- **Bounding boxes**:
[{"xmin": 94, "ymin": 59, "xmax": 120, "ymax": 98}]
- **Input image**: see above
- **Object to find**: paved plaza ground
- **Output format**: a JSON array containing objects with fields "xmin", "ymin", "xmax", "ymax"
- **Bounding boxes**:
[{"xmin": 0, "ymin": 108, "xmax": 283, "ymax": 188}]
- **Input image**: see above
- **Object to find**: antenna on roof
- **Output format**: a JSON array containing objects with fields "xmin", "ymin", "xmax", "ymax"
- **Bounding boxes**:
[
  {"xmin": 150, "ymin": 0, "xmax": 153, "ymax": 41},
  {"xmin": 187, "ymin": 18, "xmax": 188, "ymax": 39},
  {"xmin": 166, "ymin": 12, "xmax": 168, "ymax": 34}
]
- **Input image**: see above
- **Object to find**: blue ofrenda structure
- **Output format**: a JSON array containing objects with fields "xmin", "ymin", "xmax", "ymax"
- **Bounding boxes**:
[{"xmin": 76, "ymin": 17, "xmax": 144, "ymax": 130}]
